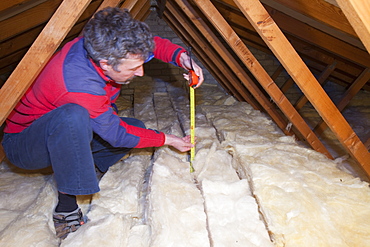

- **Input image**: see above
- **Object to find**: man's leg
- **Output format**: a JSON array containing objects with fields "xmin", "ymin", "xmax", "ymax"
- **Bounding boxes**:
[{"xmin": 2, "ymin": 103, "xmax": 97, "ymax": 239}]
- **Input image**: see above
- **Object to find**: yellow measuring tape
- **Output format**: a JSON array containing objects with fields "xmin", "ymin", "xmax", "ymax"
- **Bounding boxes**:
[
  {"xmin": 188, "ymin": 47, "xmax": 198, "ymax": 173},
  {"xmin": 190, "ymin": 85, "xmax": 195, "ymax": 173}
]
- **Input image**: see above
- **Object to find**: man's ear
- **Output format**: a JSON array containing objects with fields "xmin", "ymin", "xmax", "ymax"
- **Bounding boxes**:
[{"xmin": 99, "ymin": 60, "xmax": 110, "ymax": 71}]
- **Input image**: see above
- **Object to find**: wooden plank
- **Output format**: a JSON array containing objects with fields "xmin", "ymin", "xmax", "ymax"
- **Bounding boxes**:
[
  {"xmin": 336, "ymin": 0, "xmax": 370, "ymax": 54},
  {"xmin": 95, "ymin": 0, "xmax": 122, "ymax": 12},
  {"xmin": 193, "ymin": 0, "xmax": 332, "ymax": 158},
  {"xmin": 135, "ymin": 2, "xmax": 151, "ymax": 21},
  {"xmin": 175, "ymin": 0, "xmax": 292, "ymax": 136},
  {"xmin": 217, "ymin": 0, "xmax": 370, "ymax": 68},
  {"xmin": 0, "ymin": 0, "xmax": 49, "ymax": 22},
  {"xmin": 130, "ymin": 0, "xmax": 148, "ymax": 19},
  {"xmin": 280, "ymin": 77, "xmax": 294, "ymax": 94},
  {"xmin": 120, "ymin": 0, "xmax": 138, "ymax": 10},
  {"xmin": 0, "ymin": 0, "xmax": 92, "ymax": 127},
  {"xmin": 294, "ymin": 61, "xmax": 337, "ymax": 110},
  {"xmin": 314, "ymin": 68, "xmax": 370, "ymax": 135},
  {"xmin": 234, "ymin": 0, "xmax": 370, "ymax": 177},
  {"xmin": 164, "ymin": 2, "xmax": 255, "ymax": 105},
  {"xmin": 262, "ymin": 4, "xmax": 370, "ymax": 67},
  {"xmin": 162, "ymin": 11, "xmax": 247, "ymax": 103},
  {"xmin": 0, "ymin": 0, "xmax": 63, "ymax": 42},
  {"xmin": 260, "ymin": 0, "xmax": 359, "ymax": 42},
  {"xmin": 0, "ymin": 0, "xmax": 36, "ymax": 12},
  {"xmin": 364, "ymin": 137, "xmax": 370, "ymax": 150},
  {"xmin": 214, "ymin": 3, "xmax": 368, "ymax": 87}
]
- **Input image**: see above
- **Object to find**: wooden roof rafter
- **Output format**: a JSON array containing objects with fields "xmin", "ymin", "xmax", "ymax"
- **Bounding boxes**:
[
  {"xmin": 210, "ymin": 2, "xmax": 370, "ymax": 99},
  {"xmin": 168, "ymin": 0, "xmax": 294, "ymax": 136},
  {"xmin": 192, "ymin": 0, "xmax": 333, "ymax": 159},
  {"xmin": 231, "ymin": 0, "xmax": 370, "ymax": 175}
]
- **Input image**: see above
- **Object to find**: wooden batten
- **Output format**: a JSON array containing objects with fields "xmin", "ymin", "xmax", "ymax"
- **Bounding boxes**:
[
  {"xmin": 294, "ymin": 61, "xmax": 337, "ymax": 111},
  {"xmin": 193, "ymin": 0, "xmax": 332, "ymax": 159},
  {"xmin": 314, "ymin": 68, "xmax": 370, "ymax": 136},
  {"xmin": 173, "ymin": 0, "xmax": 293, "ymax": 136},
  {"xmin": 232, "ymin": 0, "xmax": 370, "ymax": 175},
  {"xmin": 164, "ymin": 2, "xmax": 257, "ymax": 104},
  {"xmin": 336, "ymin": 0, "xmax": 370, "ymax": 54}
]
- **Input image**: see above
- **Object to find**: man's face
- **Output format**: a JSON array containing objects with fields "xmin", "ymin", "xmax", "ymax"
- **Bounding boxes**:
[{"xmin": 100, "ymin": 54, "xmax": 144, "ymax": 84}]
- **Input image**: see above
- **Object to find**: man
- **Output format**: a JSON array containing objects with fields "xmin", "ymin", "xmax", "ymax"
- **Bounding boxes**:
[{"xmin": 2, "ymin": 7, "xmax": 203, "ymax": 239}]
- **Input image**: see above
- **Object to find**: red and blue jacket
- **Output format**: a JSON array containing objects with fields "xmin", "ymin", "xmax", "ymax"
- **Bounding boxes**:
[{"xmin": 4, "ymin": 36, "xmax": 186, "ymax": 148}]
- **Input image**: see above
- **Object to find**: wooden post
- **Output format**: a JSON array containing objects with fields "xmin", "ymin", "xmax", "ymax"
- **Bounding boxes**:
[{"xmin": 233, "ymin": 0, "xmax": 370, "ymax": 177}]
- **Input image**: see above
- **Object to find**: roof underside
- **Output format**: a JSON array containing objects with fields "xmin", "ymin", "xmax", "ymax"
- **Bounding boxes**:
[{"xmin": 0, "ymin": 0, "xmax": 370, "ymax": 178}]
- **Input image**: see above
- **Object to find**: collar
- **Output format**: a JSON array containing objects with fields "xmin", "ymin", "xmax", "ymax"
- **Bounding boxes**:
[{"xmin": 89, "ymin": 58, "xmax": 113, "ymax": 83}]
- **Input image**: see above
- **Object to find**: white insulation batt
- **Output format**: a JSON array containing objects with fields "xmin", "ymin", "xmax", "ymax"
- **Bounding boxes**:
[{"xmin": 1, "ymin": 76, "xmax": 370, "ymax": 247}]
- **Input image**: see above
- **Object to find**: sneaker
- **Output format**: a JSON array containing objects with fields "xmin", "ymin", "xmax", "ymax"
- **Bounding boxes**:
[{"xmin": 53, "ymin": 207, "xmax": 85, "ymax": 239}]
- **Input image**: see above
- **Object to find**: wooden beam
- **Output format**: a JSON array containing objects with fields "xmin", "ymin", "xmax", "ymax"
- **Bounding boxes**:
[
  {"xmin": 96, "ymin": 0, "xmax": 123, "ymax": 11},
  {"xmin": 175, "ymin": 0, "xmax": 292, "ymax": 136},
  {"xmin": 193, "ymin": 0, "xmax": 332, "ymax": 158},
  {"xmin": 0, "ymin": 0, "xmax": 40, "ymax": 12},
  {"xmin": 162, "ymin": 11, "xmax": 246, "ymax": 102},
  {"xmin": 215, "ymin": 0, "xmax": 370, "ymax": 67},
  {"xmin": 164, "ymin": 2, "xmax": 252, "ymax": 104},
  {"xmin": 336, "ymin": 0, "xmax": 370, "ymax": 54},
  {"xmin": 260, "ymin": 0, "xmax": 359, "ymax": 41},
  {"xmin": 214, "ymin": 2, "xmax": 368, "ymax": 88},
  {"xmin": 0, "ymin": 0, "xmax": 63, "ymax": 42},
  {"xmin": 0, "ymin": 0, "xmax": 91, "ymax": 127},
  {"xmin": 135, "ymin": 0, "xmax": 151, "ymax": 21},
  {"xmin": 234, "ymin": 0, "xmax": 370, "ymax": 177},
  {"xmin": 130, "ymin": 0, "xmax": 149, "ymax": 19},
  {"xmin": 120, "ymin": 0, "xmax": 139, "ymax": 10},
  {"xmin": 314, "ymin": 68, "xmax": 370, "ymax": 135},
  {"xmin": 294, "ymin": 61, "xmax": 337, "ymax": 110}
]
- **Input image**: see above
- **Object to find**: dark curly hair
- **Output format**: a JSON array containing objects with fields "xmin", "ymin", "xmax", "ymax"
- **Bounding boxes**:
[{"xmin": 83, "ymin": 7, "xmax": 154, "ymax": 71}]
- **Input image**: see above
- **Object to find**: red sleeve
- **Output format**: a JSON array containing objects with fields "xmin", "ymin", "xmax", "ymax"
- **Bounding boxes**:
[{"xmin": 153, "ymin": 36, "xmax": 186, "ymax": 67}]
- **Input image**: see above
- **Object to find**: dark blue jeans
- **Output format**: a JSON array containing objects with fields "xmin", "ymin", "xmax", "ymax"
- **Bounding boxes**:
[{"xmin": 2, "ymin": 103, "xmax": 145, "ymax": 195}]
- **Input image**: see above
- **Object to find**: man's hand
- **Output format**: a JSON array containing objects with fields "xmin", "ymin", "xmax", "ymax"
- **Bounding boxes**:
[
  {"xmin": 164, "ymin": 134, "xmax": 195, "ymax": 152},
  {"xmin": 180, "ymin": 52, "xmax": 204, "ymax": 88}
]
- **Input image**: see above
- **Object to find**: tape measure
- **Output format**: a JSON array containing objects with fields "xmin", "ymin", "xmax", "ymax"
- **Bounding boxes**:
[
  {"xmin": 189, "ymin": 70, "xmax": 198, "ymax": 173},
  {"xmin": 190, "ymin": 84, "xmax": 195, "ymax": 172},
  {"xmin": 188, "ymin": 47, "xmax": 198, "ymax": 173}
]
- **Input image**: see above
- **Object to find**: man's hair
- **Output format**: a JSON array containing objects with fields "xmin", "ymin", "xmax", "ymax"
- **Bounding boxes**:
[{"xmin": 83, "ymin": 7, "xmax": 154, "ymax": 71}]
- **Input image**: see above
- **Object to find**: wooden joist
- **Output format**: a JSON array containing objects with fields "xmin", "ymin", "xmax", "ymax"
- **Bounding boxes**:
[
  {"xmin": 164, "ymin": 1, "xmax": 255, "ymax": 105},
  {"xmin": 174, "ymin": 0, "xmax": 294, "ymax": 136},
  {"xmin": 314, "ymin": 68, "xmax": 370, "ymax": 136},
  {"xmin": 162, "ymin": 11, "xmax": 246, "ymax": 102},
  {"xmin": 193, "ymin": 0, "xmax": 332, "ymax": 159},
  {"xmin": 294, "ymin": 61, "xmax": 337, "ymax": 110},
  {"xmin": 213, "ymin": 1, "xmax": 369, "ymax": 92},
  {"xmin": 233, "ymin": 0, "xmax": 370, "ymax": 176},
  {"xmin": 260, "ymin": 0, "xmax": 360, "ymax": 43},
  {"xmin": 336, "ymin": 0, "xmax": 370, "ymax": 54}
]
